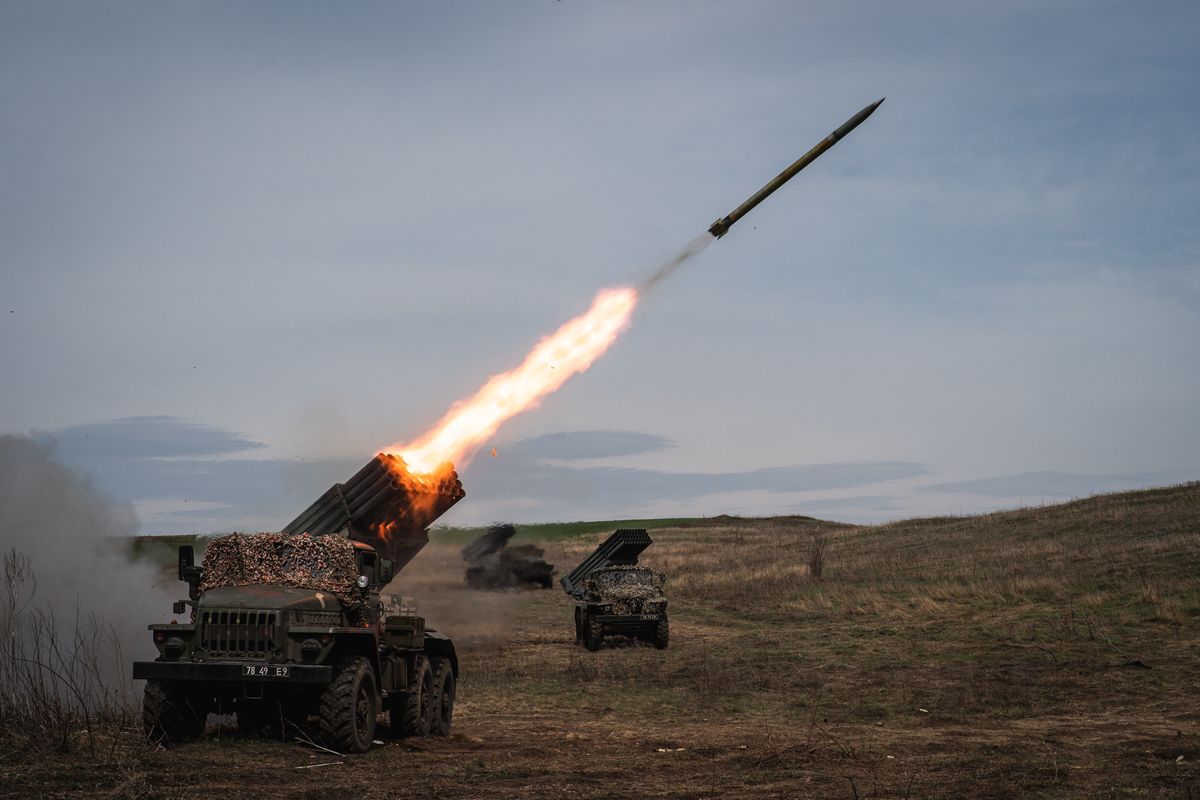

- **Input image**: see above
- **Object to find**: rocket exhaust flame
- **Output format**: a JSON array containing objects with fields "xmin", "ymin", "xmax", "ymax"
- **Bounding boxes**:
[
  {"xmin": 387, "ymin": 235, "xmax": 714, "ymax": 475},
  {"xmin": 386, "ymin": 235, "xmax": 713, "ymax": 475},
  {"xmin": 386, "ymin": 98, "xmax": 882, "ymax": 476},
  {"xmin": 387, "ymin": 286, "xmax": 640, "ymax": 474}
]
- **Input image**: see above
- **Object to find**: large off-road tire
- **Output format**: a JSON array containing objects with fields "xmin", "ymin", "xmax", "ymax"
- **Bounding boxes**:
[
  {"xmin": 574, "ymin": 608, "xmax": 583, "ymax": 646},
  {"xmin": 654, "ymin": 616, "xmax": 670, "ymax": 650},
  {"xmin": 430, "ymin": 657, "xmax": 455, "ymax": 736},
  {"xmin": 318, "ymin": 657, "xmax": 377, "ymax": 753},
  {"xmin": 389, "ymin": 654, "xmax": 432, "ymax": 738},
  {"xmin": 585, "ymin": 618, "xmax": 604, "ymax": 651},
  {"xmin": 143, "ymin": 680, "xmax": 208, "ymax": 744}
]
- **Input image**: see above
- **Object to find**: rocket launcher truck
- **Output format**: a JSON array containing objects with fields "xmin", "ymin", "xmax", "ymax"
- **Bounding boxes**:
[
  {"xmin": 132, "ymin": 454, "xmax": 465, "ymax": 753},
  {"xmin": 561, "ymin": 529, "xmax": 669, "ymax": 651}
]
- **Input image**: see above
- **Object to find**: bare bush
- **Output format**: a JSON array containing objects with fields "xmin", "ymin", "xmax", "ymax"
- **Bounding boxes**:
[
  {"xmin": 0, "ymin": 549, "xmax": 137, "ymax": 755},
  {"xmin": 807, "ymin": 535, "xmax": 826, "ymax": 579}
]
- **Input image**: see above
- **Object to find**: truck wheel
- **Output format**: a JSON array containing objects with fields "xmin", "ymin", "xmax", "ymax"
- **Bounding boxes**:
[
  {"xmin": 574, "ymin": 608, "xmax": 583, "ymax": 645},
  {"xmin": 390, "ymin": 654, "xmax": 432, "ymax": 737},
  {"xmin": 654, "ymin": 616, "xmax": 670, "ymax": 650},
  {"xmin": 319, "ymin": 657, "xmax": 377, "ymax": 753},
  {"xmin": 585, "ymin": 618, "xmax": 603, "ymax": 651},
  {"xmin": 430, "ymin": 657, "xmax": 455, "ymax": 736},
  {"xmin": 143, "ymin": 680, "xmax": 207, "ymax": 744}
]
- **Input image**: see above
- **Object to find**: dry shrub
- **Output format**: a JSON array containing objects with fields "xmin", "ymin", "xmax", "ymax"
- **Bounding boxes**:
[
  {"xmin": 0, "ymin": 549, "xmax": 137, "ymax": 755},
  {"xmin": 807, "ymin": 535, "xmax": 826, "ymax": 579}
]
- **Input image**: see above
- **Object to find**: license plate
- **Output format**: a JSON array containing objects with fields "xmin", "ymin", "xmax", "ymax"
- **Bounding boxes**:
[
  {"xmin": 639, "ymin": 614, "xmax": 659, "ymax": 620},
  {"xmin": 242, "ymin": 665, "xmax": 290, "ymax": 678}
]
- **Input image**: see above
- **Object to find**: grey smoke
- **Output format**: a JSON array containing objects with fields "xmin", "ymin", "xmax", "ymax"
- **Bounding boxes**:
[
  {"xmin": 0, "ymin": 434, "xmax": 174, "ymax": 684},
  {"xmin": 639, "ymin": 232, "xmax": 714, "ymax": 291}
]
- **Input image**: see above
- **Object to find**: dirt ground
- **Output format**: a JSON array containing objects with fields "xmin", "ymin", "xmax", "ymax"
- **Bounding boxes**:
[{"xmin": 5, "ymin": 483, "xmax": 1200, "ymax": 799}]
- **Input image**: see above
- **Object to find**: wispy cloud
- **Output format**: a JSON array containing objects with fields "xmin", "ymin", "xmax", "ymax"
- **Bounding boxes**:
[
  {"xmin": 918, "ymin": 470, "xmax": 1189, "ymax": 499},
  {"xmin": 49, "ymin": 416, "xmax": 264, "ymax": 459},
  {"xmin": 454, "ymin": 430, "xmax": 927, "ymax": 522},
  {"xmin": 49, "ymin": 422, "xmax": 930, "ymax": 532}
]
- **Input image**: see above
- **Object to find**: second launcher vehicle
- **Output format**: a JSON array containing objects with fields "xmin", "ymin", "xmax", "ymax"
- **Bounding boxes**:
[{"xmin": 562, "ymin": 529, "xmax": 669, "ymax": 651}]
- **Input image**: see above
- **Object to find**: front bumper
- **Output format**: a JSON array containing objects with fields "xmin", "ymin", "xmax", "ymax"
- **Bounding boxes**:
[
  {"xmin": 592, "ymin": 613, "xmax": 665, "ymax": 633},
  {"xmin": 133, "ymin": 660, "xmax": 333, "ymax": 684}
]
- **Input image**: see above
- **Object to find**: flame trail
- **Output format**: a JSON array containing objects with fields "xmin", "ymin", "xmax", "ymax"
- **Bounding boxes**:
[
  {"xmin": 381, "ymin": 98, "xmax": 887, "ymax": 479},
  {"xmin": 387, "ymin": 286, "xmax": 639, "ymax": 473},
  {"xmin": 385, "ymin": 235, "xmax": 713, "ymax": 475}
]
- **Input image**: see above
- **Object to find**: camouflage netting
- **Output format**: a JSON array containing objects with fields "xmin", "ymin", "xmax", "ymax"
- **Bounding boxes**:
[
  {"xmin": 586, "ymin": 565, "xmax": 667, "ymax": 615},
  {"xmin": 199, "ymin": 532, "xmax": 365, "ymax": 605}
]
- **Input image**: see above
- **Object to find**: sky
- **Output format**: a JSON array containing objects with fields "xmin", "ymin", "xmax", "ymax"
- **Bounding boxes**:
[{"xmin": 2, "ymin": 1, "xmax": 1198, "ymax": 534}]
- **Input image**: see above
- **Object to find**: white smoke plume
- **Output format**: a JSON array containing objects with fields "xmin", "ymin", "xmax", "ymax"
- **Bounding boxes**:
[{"xmin": 0, "ymin": 434, "xmax": 174, "ymax": 689}]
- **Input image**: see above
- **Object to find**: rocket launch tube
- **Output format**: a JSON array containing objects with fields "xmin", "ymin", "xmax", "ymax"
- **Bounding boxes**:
[{"xmin": 281, "ymin": 454, "xmax": 465, "ymax": 572}]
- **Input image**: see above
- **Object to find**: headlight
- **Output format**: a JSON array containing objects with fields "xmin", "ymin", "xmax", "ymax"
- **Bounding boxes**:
[{"xmin": 163, "ymin": 637, "xmax": 185, "ymax": 657}]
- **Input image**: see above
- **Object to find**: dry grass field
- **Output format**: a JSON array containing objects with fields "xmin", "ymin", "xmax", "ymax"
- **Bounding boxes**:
[{"xmin": 3, "ymin": 482, "xmax": 1199, "ymax": 799}]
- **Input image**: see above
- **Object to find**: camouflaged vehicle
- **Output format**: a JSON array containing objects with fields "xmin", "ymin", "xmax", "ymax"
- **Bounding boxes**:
[
  {"xmin": 132, "ymin": 455, "xmax": 465, "ymax": 753},
  {"xmin": 561, "ymin": 529, "xmax": 669, "ymax": 651},
  {"xmin": 462, "ymin": 523, "xmax": 554, "ymax": 590}
]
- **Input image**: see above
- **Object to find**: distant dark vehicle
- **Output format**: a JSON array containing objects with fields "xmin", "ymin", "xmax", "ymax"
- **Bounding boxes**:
[
  {"xmin": 132, "ymin": 455, "xmax": 464, "ymax": 753},
  {"xmin": 462, "ymin": 523, "xmax": 554, "ymax": 589},
  {"xmin": 561, "ymin": 529, "xmax": 668, "ymax": 651}
]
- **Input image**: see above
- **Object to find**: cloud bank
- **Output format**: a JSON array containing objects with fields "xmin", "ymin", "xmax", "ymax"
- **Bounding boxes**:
[{"xmin": 50, "ymin": 419, "xmax": 933, "ymax": 531}]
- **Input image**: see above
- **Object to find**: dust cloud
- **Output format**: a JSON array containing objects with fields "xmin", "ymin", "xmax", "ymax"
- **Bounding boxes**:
[
  {"xmin": 387, "ymin": 541, "xmax": 529, "ymax": 650},
  {"xmin": 387, "ymin": 537, "xmax": 574, "ymax": 651},
  {"xmin": 0, "ymin": 435, "xmax": 174, "ymax": 680}
]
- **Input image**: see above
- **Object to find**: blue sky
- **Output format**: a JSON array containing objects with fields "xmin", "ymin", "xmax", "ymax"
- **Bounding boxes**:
[{"xmin": 2, "ymin": 2, "xmax": 1197, "ymax": 533}]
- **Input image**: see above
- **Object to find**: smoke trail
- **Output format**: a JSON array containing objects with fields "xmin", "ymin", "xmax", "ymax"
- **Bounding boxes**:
[{"xmin": 639, "ymin": 232, "xmax": 715, "ymax": 292}]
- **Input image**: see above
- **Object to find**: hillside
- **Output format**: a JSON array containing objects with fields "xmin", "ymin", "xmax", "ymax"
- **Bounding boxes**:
[{"xmin": 7, "ymin": 482, "xmax": 1199, "ymax": 798}]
